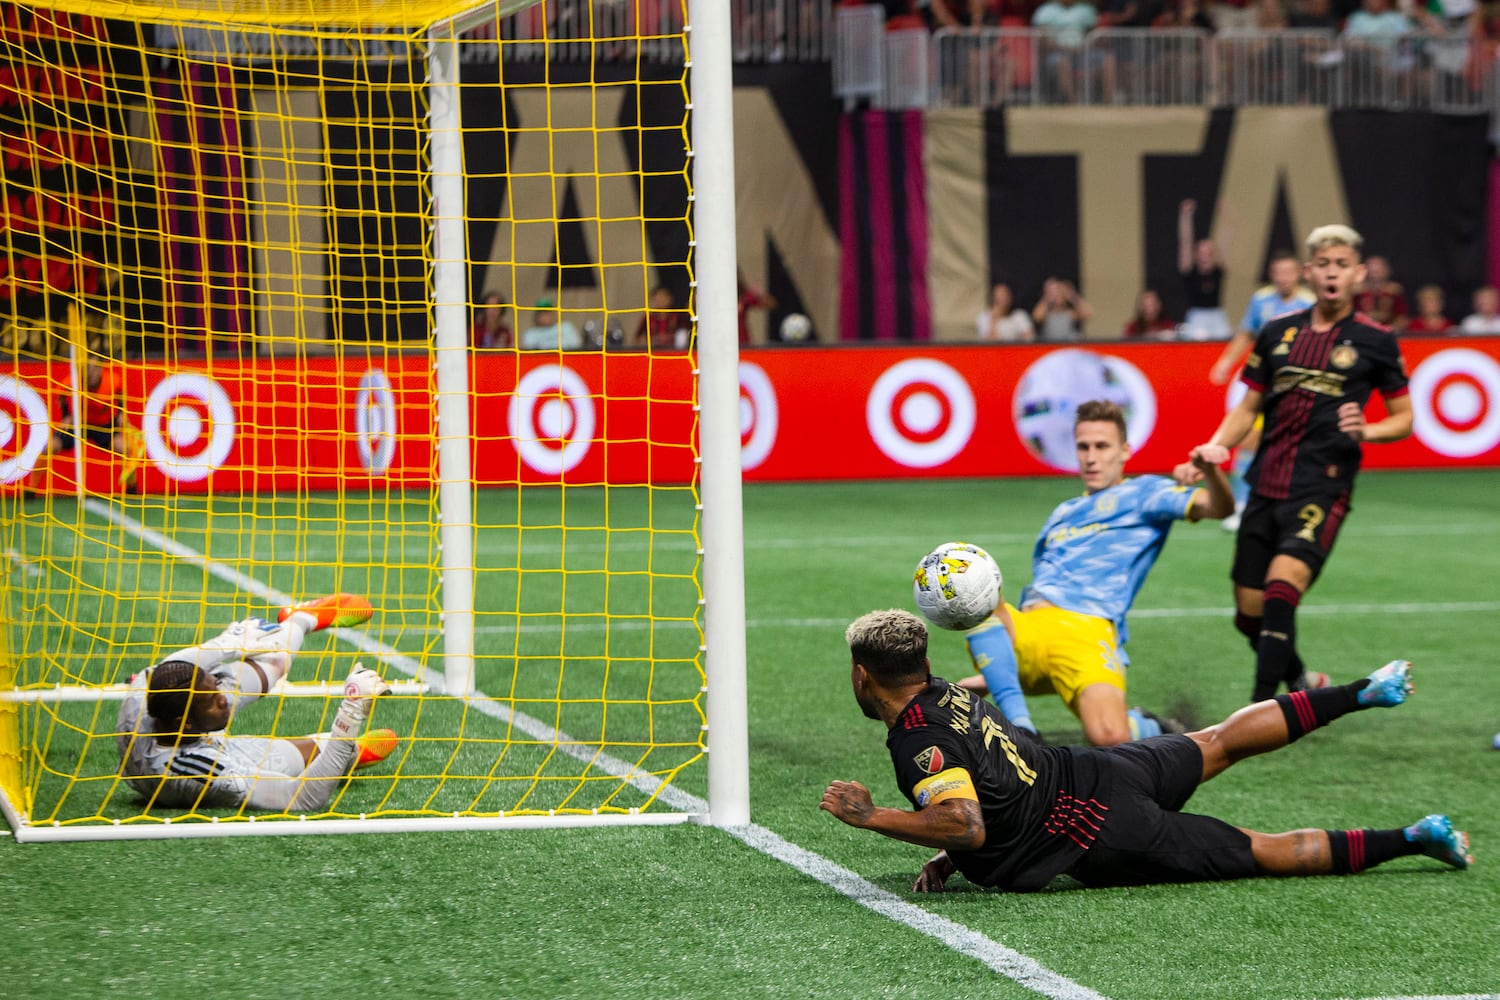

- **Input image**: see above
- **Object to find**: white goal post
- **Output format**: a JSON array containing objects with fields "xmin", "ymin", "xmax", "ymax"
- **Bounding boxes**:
[{"xmin": 0, "ymin": 0, "xmax": 748, "ymax": 840}]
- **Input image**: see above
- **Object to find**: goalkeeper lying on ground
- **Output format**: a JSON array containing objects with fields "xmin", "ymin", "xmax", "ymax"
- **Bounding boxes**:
[{"xmin": 116, "ymin": 594, "xmax": 396, "ymax": 812}]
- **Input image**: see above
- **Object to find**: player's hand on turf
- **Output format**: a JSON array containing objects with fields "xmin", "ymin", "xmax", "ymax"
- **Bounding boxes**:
[
  {"xmin": 913, "ymin": 851, "xmax": 956, "ymax": 893},
  {"xmin": 1338, "ymin": 400, "xmax": 1365, "ymax": 440},
  {"xmin": 820, "ymin": 780, "xmax": 875, "ymax": 828}
]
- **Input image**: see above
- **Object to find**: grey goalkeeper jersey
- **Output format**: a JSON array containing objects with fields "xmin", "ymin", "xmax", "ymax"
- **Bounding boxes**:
[{"xmin": 116, "ymin": 657, "xmax": 293, "ymax": 807}]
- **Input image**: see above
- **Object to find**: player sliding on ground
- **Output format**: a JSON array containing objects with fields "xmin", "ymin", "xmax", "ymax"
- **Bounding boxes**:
[
  {"xmin": 116, "ymin": 594, "xmax": 398, "ymax": 812},
  {"xmin": 822, "ymin": 609, "xmax": 1471, "ymax": 893},
  {"xmin": 958, "ymin": 399, "xmax": 1235, "ymax": 744}
]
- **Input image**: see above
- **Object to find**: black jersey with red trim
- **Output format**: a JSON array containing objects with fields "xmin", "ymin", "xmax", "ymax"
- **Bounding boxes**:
[
  {"xmin": 886, "ymin": 676, "xmax": 1112, "ymax": 891},
  {"xmin": 1240, "ymin": 309, "xmax": 1409, "ymax": 499}
]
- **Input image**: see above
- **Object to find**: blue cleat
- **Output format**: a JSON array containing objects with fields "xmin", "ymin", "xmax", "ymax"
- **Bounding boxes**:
[
  {"xmin": 1357, "ymin": 659, "xmax": 1414, "ymax": 708},
  {"xmin": 1405, "ymin": 814, "xmax": 1473, "ymax": 869}
]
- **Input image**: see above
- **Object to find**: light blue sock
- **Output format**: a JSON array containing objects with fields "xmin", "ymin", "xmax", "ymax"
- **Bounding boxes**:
[
  {"xmin": 1127, "ymin": 707, "xmax": 1161, "ymax": 740},
  {"xmin": 964, "ymin": 616, "xmax": 1034, "ymax": 733},
  {"xmin": 1230, "ymin": 448, "xmax": 1254, "ymax": 506}
]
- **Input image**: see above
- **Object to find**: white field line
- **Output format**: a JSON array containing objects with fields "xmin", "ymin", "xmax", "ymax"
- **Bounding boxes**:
[
  {"xmin": 79, "ymin": 498, "xmax": 1103, "ymax": 1000},
  {"xmin": 68, "ymin": 501, "xmax": 1500, "ymax": 1000}
]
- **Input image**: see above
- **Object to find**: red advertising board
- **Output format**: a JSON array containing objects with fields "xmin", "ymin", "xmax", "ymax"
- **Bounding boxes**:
[{"xmin": 3, "ymin": 337, "xmax": 1498, "ymax": 494}]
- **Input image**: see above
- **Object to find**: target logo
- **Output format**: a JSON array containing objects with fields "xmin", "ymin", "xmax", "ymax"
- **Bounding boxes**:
[
  {"xmin": 140, "ymin": 373, "xmax": 237, "ymax": 482},
  {"xmin": 509, "ymin": 365, "xmax": 596, "ymax": 475},
  {"xmin": 866, "ymin": 359, "xmax": 976, "ymax": 469},
  {"xmin": 0, "ymin": 375, "xmax": 51, "ymax": 484},
  {"xmin": 738, "ymin": 362, "xmax": 778, "ymax": 471},
  {"xmin": 1410, "ymin": 348, "xmax": 1500, "ymax": 458},
  {"xmin": 354, "ymin": 369, "xmax": 397, "ymax": 476}
]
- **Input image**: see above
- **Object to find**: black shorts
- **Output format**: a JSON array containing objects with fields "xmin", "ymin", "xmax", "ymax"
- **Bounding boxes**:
[
  {"xmin": 52, "ymin": 426, "xmax": 117, "ymax": 452},
  {"xmin": 1230, "ymin": 488, "xmax": 1352, "ymax": 588},
  {"xmin": 1068, "ymin": 735, "xmax": 1257, "ymax": 888}
]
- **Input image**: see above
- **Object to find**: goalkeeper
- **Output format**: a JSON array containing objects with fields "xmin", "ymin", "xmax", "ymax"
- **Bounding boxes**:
[{"xmin": 116, "ymin": 594, "xmax": 397, "ymax": 812}]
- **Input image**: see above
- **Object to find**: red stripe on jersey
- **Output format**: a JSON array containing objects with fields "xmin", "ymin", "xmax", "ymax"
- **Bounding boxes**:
[
  {"xmin": 1043, "ymin": 791, "xmax": 1111, "ymax": 850},
  {"xmin": 900, "ymin": 704, "xmax": 925, "ymax": 730},
  {"xmin": 1384, "ymin": 384, "xmax": 1410, "ymax": 399},
  {"xmin": 1320, "ymin": 491, "xmax": 1350, "ymax": 549}
]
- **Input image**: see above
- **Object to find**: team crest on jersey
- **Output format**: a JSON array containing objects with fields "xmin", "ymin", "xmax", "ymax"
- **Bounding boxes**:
[
  {"xmin": 1094, "ymin": 493, "xmax": 1118, "ymax": 516},
  {"xmin": 914, "ymin": 746, "xmax": 945, "ymax": 774},
  {"xmin": 1330, "ymin": 343, "xmax": 1358, "ymax": 369}
]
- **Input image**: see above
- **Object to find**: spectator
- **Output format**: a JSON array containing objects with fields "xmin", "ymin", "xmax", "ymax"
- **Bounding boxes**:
[
  {"xmin": 634, "ymin": 286, "xmax": 687, "ymax": 349},
  {"xmin": 1354, "ymin": 254, "xmax": 1409, "ymax": 331},
  {"xmin": 1341, "ymin": 0, "xmax": 1419, "ymax": 81},
  {"xmin": 737, "ymin": 273, "xmax": 777, "ymax": 346},
  {"xmin": 1406, "ymin": 284, "xmax": 1453, "ymax": 334},
  {"xmin": 1032, "ymin": 0, "xmax": 1116, "ymax": 102},
  {"xmin": 1031, "ymin": 277, "xmax": 1092, "ymax": 340},
  {"xmin": 518, "ymin": 298, "xmax": 584, "ymax": 351},
  {"xmin": 470, "ymin": 291, "xmax": 512, "ymax": 349},
  {"xmin": 1287, "ymin": 0, "xmax": 1338, "ymax": 24},
  {"xmin": 1460, "ymin": 285, "xmax": 1500, "ymax": 334},
  {"xmin": 1155, "ymin": 0, "xmax": 1217, "ymax": 29},
  {"xmin": 977, "ymin": 282, "xmax": 1036, "ymax": 341},
  {"xmin": 1121, "ymin": 289, "xmax": 1178, "ymax": 339},
  {"xmin": 1177, "ymin": 198, "xmax": 1232, "ymax": 340}
]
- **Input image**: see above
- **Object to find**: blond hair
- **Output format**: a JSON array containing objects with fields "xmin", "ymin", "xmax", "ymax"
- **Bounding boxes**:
[
  {"xmin": 1305, "ymin": 224, "xmax": 1363, "ymax": 258},
  {"xmin": 845, "ymin": 609, "xmax": 929, "ymax": 683}
]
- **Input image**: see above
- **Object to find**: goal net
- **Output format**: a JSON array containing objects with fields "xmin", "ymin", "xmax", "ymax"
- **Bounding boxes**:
[{"xmin": 0, "ymin": 0, "xmax": 746, "ymax": 840}]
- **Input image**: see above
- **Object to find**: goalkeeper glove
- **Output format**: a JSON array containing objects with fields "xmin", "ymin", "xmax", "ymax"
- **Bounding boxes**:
[{"xmin": 329, "ymin": 663, "xmax": 391, "ymax": 739}]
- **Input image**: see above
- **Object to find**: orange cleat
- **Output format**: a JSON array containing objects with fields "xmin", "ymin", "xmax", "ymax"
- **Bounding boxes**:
[
  {"xmin": 355, "ymin": 728, "xmax": 398, "ymax": 770},
  {"xmin": 279, "ymin": 593, "xmax": 374, "ymax": 632}
]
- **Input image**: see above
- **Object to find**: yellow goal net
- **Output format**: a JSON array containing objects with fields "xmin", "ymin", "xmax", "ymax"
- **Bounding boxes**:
[{"xmin": 0, "ymin": 0, "xmax": 748, "ymax": 841}]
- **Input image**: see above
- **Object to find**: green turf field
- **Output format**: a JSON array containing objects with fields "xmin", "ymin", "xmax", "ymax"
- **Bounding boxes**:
[{"xmin": 4, "ymin": 470, "xmax": 1499, "ymax": 999}]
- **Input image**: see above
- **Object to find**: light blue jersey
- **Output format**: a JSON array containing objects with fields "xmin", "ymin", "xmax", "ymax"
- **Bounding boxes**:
[
  {"xmin": 1239, "ymin": 284, "xmax": 1315, "ymax": 334},
  {"xmin": 1019, "ymin": 475, "xmax": 1197, "ymax": 648}
]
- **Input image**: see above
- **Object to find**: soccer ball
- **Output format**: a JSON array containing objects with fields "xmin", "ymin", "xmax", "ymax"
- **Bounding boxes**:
[
  {"xmin": 912, "ymin": 541, "xmax": 1003, "ymax": 631},
  {"xmin": 779, "ymin": 312, "xmax": 813, "ymax": 342}
]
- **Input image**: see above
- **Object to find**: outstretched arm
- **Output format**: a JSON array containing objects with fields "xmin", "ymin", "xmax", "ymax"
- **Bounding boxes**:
[
  {"xmin": 820, "ymin": 779, "xmax": 985, "ymax": 851},
  {"xmin": 1188, "ymin": 449, "xmax": 1236, "ymax": 520},
  {"xmin": 1210, "ymin": 330, "xmax": 1255, "ymax": 385},
  {"xmin": 241, "ymin": 664, "xmax": 390, "ymax": 812},
  {"xmin": 1178, "ymin": 199, "xmax": 1196, "ymax": 273}
]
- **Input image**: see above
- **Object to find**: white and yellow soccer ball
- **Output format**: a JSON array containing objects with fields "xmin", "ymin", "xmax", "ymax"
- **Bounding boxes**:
[{"xmin": 912, "ymin": 541, "xmax": 1003, "ymax": 632}]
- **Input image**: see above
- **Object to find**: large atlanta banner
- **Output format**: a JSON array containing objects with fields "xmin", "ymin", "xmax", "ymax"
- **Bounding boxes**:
[{"xmin": 3, "ymin": 338, "xmax": 1498, "ymax": 493}]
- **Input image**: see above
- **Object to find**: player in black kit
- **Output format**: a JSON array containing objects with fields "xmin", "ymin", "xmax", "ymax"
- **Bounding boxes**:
[
  {"xmin": 821, "ymin": 610, "xmax": 1470, "ymax": 893},
  {"xmin": 1179, "ymin": 224, "xmax": 1413, "ymax": 702}
]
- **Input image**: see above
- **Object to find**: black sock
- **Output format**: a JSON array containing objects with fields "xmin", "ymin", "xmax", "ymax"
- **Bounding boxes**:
[
  {"xmin": 1252, "ymin": 580, "xmax": 1302, "ymax": 701},
  {"xmin": 1274, "ymin": 680, "xmax": 1368, "ymax": 741},
  {"xmin": 1237, "ymin": 610, "xmax": 1308, "ymax": 685},
  {"xmin": 1326, "ymin": 828, "xmax": 1419, "ymax": 874}
]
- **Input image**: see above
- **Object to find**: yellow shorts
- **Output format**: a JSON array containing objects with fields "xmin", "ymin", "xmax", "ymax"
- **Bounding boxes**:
[{"xmin": 1005, "ymin": 603, "xmax": 1125, "ymax": 711}]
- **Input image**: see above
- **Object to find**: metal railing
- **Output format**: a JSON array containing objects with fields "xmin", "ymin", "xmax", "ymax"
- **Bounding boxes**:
[
  {"xmin": 471, "ymin": 0, "xmax": 834, "ymax": 63},
  {"xmin": 841, "ymin": 21, "xmax": 1500, "ymax": 112}
]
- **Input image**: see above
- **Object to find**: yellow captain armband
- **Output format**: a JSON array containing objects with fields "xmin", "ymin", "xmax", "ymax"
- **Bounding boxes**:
[{"xmin": 913, "ymin": 767, "xmax": 978, "ymax": 808}]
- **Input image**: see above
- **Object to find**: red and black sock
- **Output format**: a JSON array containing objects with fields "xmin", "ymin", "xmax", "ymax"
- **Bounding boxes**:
[
  {"xmin": 1251, "ymin": 580, "xmax": 1302, "ymax": 702},
  {"xmin": 1274, "ymin": 680, "xmax": 1369, "ymax": 741},
  {"xmin": 1326, "ymin": 828, "xmax": 1420, "ymax": 874}
]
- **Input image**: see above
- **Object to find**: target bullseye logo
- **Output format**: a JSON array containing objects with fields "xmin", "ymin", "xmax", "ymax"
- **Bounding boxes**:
[
  {"xmin": 140, "ymin": 373, "xmax": 237, "ymax": 482},
  {"xmin": 1410, "ymin": 348, "xmax": 1500, "ymax": 458},
  {"xmin": 509, "ymin": 364, "xmax": 596, "ymax": 475},
  {"xmin": 738, "ymin": 362, "xmax": 778, "ymax": 470},
  {"xmin": 0, "ymin": 375, "xmax": 51, "ymax": 483},
  {"xmin": 866, "ymin": 359, "xmax": 976, "ymax": 468},
  {"xmin": 354, "ymin": 369, "xmax": 397, "ymax": 475}
]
